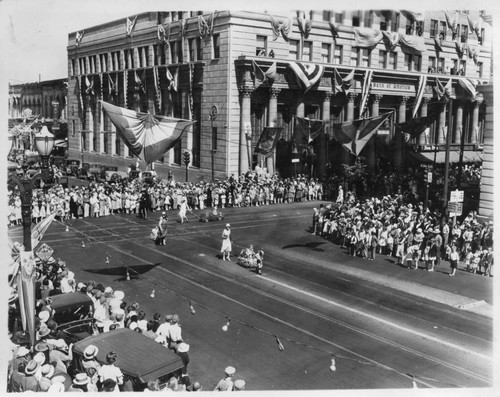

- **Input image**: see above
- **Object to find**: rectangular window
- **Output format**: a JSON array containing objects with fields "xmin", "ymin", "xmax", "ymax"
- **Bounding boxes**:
[
  {"xmin": 404, "ymin": 54, "xmax": 412, "ymax": 71},
  {"xmin": 335, "ymin": 12, "xmax": 344, "ymax": 24},
  {"xmin": 351, "ymin": 48, "xmax": 359, "ymax": 66},
  {"xmin": 188, "ymin": 38, "xmax": 196, "ymax": 61},
  {"xmin": 391, "ymin": 13, "xmax": 400, "ymax": 32},
  {"xmin": 196, "ymin": 38, "xmax": 203, "ymax": 60},
  {"xmin": 477, "ymin": 62, "xmax": 483, "ymax": 78},
  {"xmin": 360, "ymin": 48, "xmax": 370, "ymax": 67},
  {"xmin": 256, "ymin": 35, "xmax": 267, "ymax": 56},
  {"xmin": 170, "ymin": 42, "xmax": 177, "ymax": 63},
  {"xmin": 479, "ymin": 28, "xmax": 485, "ymax": 45},
  {"xmin": 321, "ymin": 43, "xmax": 331, "ymax": 63},
  {"xmin": 438, "ymin": 57, "xmax": 445, "ymax": 73},
  {"xmin": 363, "ymin": 11, "xmax": 373, "ymax": 28},
  {"xmin": 388, "ymin": 52, "xmax": 397, "ymax": 69},
  {"xmin": 413, "ymin": 55, "xmax": 421, "ymax": 71},
  {"xmin": 352, "ymin": 11, "xmax": 361, "ymax": 27},
  {"xmin": 303, "ymin": 41, "xmax": 313, "ymax": 61},
  {"xmin": 439, "ymin": 21, "xmax": 447, "ymax": 40},
  {"xmin": 103, "ymin": 132, "xmax": 108, "ymax": 154},
  {"xmin": 212, "ymin": 34, "xmax": 220, "ymax": 59},
  {"xmin": 460, "ymin": 25, "xmax": 468, "ymax": 43},
  {"xmin": 115, "ymin": 137, "xmax": 121, "ymax": 156},
  {"xmin": 71, "ymin": 59, "xmax": 76, "ymax": 76},
  {"xmin": 380, "ymin": 19, "xmax": 388, "ymax": 31},
  {"xmin": 177, "ymin": 41, "xmax": 183, "ymax": 63},
  {"xmin": 406, "ymin": 19, "xmax": 414, "ymax": 35},
  {"xmin": 428, "ymin": 56, "xmax": 436, "ymax": 72},
  {"xmin": 451, "ymin": 59, "xmax": 458, "ymax": 75},
  {"xmin": 322, "ymin": 11, "xmax": 332, "ymax": 22},
  {"xmin": 379, "ymin": 50, "xmax": 387, "ymax": 69},
  {"xmin": 333, "ymin": 44, "xmax": 343, "ymax": 64},
  {"xmin": 415, "ymin": 20, "xmax": 423, "ymax": 36},
  {"xmin": 459, "ymin": 60, "xmax": 466, "ymax": 75},
  {"xmin": 289, "ymin": 39, "xmax": 299, "ymax": 60},
  {"xmin": 430, "ymin": 19, "xmax": 438, "ymax": 37}
]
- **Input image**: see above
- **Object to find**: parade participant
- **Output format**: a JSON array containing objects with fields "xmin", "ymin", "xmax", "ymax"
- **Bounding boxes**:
[
  {"xmin": 214, "ymin": 366, "xmax": 236, "ymax": 391},
  {"xmin": 97, "ymin": 351, "xmax": 123, "ymax": 392},
  {"xmin": 167, "ymin": 314, "xmax": 183, "ymax": 352},
  {"xmin": 221, "ymin": 224, "xmax": 232, "ymax": 261},
  {"xmin": 157, "ymin": 212, "xmax": 168, "ymax": 246},
  {"xmin": 177, "ymin": 342, "xmax": 190, "ymax": 375},
  {"xmin": 179, "ymin": 198, "xmax": 190, "ymax": 223}
]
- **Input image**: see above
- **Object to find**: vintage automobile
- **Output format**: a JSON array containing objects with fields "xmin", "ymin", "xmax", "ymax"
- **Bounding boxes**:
[
  {"xmin": 50, "ymin": 292, "xmax": 95, "ymax": 344},
  {"xmin": 142, "ymin": 170, "xmax": 157, "ymax": 185},
  {"xmin": 70, "ymin": 328, "xmax": 184, "ymax": 391},
  {"xmin": 65, "ymin": 159, "xmax": 81, "ymax": 177},
  {"xmin": 102, "ymin": 166, "xmax": 128, "ymax": 183}
]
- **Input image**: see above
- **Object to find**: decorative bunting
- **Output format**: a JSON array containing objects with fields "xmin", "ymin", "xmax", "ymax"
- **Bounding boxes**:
[
  {"xmin": 167, "ymin": 66, "xmax": 178, "ymax": 92},
  {"xmin": 100, "ymin": 100, "xmax": 195, "ymax": 164},
  {"xmin": 124, "ymin": 70, "xmax": 128, "ymax": 107},
  {"xmin": 75, "ymin": 30, "xmax": 84, "ymax": 47},
  {"xmin": 399, "ymin": 34, "xmax": 426, "ymax": 54},
  {"xmin": 198, "ymin": 12, "xmax": 214, "ymax": 38},
  {"xmin": 180, "ymin": 19, "xmax": 187, "ymax": 37},
  {"xmin": 294, "ymin": 116, "xmax": 325, "ymax": 148},
  {"xmin": 188, "ymin": 62, "xmax": 194, "ymax": 119},
  {"xmin": 401, "ymin": 10, "xmax": 424, "ymax": 22},
  {"xmin": 382, "ymin": 31, "xmax": 400, "ymax": 50},
  {"xmin": 76, "ymin": 76, "xmax": 83, "ymax": 116},
  {"xmin": 455, "ymin": 41, "xmax": 465, "ymax": 57},
  {"xmin": 329, "ymin": 20, "xmax": 339, "ymax": 39},
  {"xmin": 288, "ymin": 62, "xmax": 324, "ymax": 92},
  {"xmin": 457, "ymin": 77, "xmax": 478, "ymax": 100},
  {"xmin": 412, "ymin": 75, "xmax": 427, "ymax": 118},
  {"xmin": 359, "ymin": 70, "xmax": 373, "ymax": 118},
  {"xmin": 252, "ymin": 61, "xmax": 277, "ymax": 89},
  {"xmin": 158, "ymin": 25, "xmax": 167, "ymax": 43},
  {"xmin": 332, "ymin": 112, "xmax": 392, "ymax": 156},
  {"xmin": 270, "ymin": 15, "xmax": 292, "ymax": 41},
  {"xmin": 434, "ymin": 36, "xmax": 443, "ymax": 52},
  {"xmin": 353, "ymin": 27, "xmax": 383, "ymax": 48},
  {"xmin": 467, "ymin": 44, "xmax": 480, "ymax": 63},
  {"xmin": 126, "ymin": 16, "xmax": 138, "ymax": 37},
  {"xmin": 153, "ymin": 66, "xmax": 161, "ymax": 111},
  {"xmin": 297, "ymin": 18, "xmax": 312, "ymax": 39},
  {"xmin": 108, "ymin": 73, "xmax": 117, "ymax": 97},
  {"xmin": 396, "ymin": 114, "xmax": 437, "ymax": 138},
  {"xmin": 342, "ymin": 69, "xmax": 355, "ymax": 93},
  {"xmin": 134, "ymin": 70, "xmax": 145, "ymax": 94},
  {"xmin": 85, "ymin": 76, "xmax": 94, "ymax": 96},
  {"xmin": 444, "ymin": 11, "xmax": 458, "ymax": 32},
  {"xmin": 434, "ymin": 78, "xmax": 452, "ymax": 101},
  {"xmin": 473, "ymin": 16, "xmax": 483, "ymax": 41}
]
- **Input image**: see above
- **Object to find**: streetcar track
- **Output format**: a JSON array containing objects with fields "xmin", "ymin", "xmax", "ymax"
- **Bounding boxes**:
[{"xmin": 98, "ymin": 238, "xmax": 490, "ymax": 386}]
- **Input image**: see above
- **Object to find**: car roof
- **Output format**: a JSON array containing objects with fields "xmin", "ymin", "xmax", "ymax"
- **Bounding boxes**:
[
  {"xmin": 50, "ymin": 292, "xmax": 93, "ymax": 311},
  {"xmin": 73, "ymin": 328, "xmax": 183, "ymax": 383}
]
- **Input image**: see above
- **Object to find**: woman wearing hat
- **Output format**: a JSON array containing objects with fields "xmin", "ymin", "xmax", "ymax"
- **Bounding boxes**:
[
  {"xmin": 178, "ymin": 198, "xmax": 190, "ymax": 223},
  {"xmin": 82, "ymin": 345, "xmax": 101, "ymax": 386},
  {"xmin": 221, "ymin": 224, "xmax": 232, "ymax": 261},
  {"xmin": 157, "ymin": 212, "xmax": 168, "ymax": 246}
]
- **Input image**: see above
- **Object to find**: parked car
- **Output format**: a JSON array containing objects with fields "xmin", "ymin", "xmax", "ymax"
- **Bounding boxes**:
[
  {"xmin": 87, "ymin": 164, "xmax": 105, "ymax": 182},
  {"xmin": 65, "ymin": 159, "xmax": 81, "ymax": 177},
  {"xmin": 70, "ymin": 328, "xmax": 184, "ymax": 391},
  {"xmin": 142, "ymin": 171, "xmax": 157, "ymax": 185},
  {"xmin": 49, "ymin": 292, "xmax": 95, "ymax": 344}
]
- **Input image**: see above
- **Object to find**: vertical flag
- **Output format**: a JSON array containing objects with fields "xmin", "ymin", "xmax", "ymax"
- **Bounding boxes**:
[
  {"xmin": 153, "ymin": 66, "xmax": 161, "ymax": 112},
  {"xmin": 77, "ymin": 76, "xmax": 83, "ymax": 116},
  {"xmin": 158, "ymin": 25, "xmax": 167, "ymax": 43},
  {"xmin": 19, "ymin": 250, "xmax": 37, "ymax": 349},
  {"xmin": 254, "ymin": 127, "xmax": 283, "ymax": 157},
  {"xmin": 359, "ymin": 70, "xmax": 373, "ymax": 118},
  {"xmin": 188, "ymin": 63, "xmax": 194, "ymax": 119},
  {"xmin": 75, "ymin": 30, "xmax": 84, "ymax": 47},
  {"xmin": 124, "ymin": 70, "xmax": 128, "ymax": 107},
  {"xmin": 412, "ymin": 75, "xmax": 427, "ymax": 118}
]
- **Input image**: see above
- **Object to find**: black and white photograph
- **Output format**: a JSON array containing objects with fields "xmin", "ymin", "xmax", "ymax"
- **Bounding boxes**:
[{"xmin": 1, "ymin": 0, "xmax": 497, "ymax": 394}]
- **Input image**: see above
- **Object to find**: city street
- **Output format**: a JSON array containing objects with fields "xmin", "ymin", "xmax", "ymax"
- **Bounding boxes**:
[{"xmin": 9, "ymin": 201, "xmax": 494, "ymax": 391}]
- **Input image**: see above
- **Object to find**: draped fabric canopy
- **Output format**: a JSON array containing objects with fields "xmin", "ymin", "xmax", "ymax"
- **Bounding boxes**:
[{"xmin": 101, "ymin": 101, "xmax": 195, "ymax": 164}]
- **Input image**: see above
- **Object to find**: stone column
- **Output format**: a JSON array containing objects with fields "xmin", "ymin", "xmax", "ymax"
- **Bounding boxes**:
[
  {"xmin": 419, "ymin": 97, "xmax": 429, "ymax": 145},
  {"xmin": 87, "ymin": 105, "xmax": 94, "ymax": 152},
  {"xmin": 343, "ymin": 93, "xmax": 357, "ymax": 165},
  {"xmin": 239, "ymin": 86, "xmax": 254, "ymax": 175},
  {"xmin": 266, "ymin": 87, "xmax": 281, "ymax": 176},
  {"xmin": 394, "ymin": 96, "xmax": 409, "ymax": 170},
  {"xmin": 366, "ymin": 94, "xmax": 382, "ymax": 173},
  {"xmin": 318, "ymin": 91, "xmax": 333, "ymax": 178},
  {"xmin": 471, "ymin": 99, "xmax": 482, "ymax": 143},
  {"xmin": 454, "ymin": 102, "xmax": 463, "ymax": 144}
]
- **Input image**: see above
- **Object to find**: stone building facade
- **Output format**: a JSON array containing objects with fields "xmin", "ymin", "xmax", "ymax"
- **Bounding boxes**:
[{"xmin": 66, "ymin": 10, "xmax": 492, "ymax": 180}]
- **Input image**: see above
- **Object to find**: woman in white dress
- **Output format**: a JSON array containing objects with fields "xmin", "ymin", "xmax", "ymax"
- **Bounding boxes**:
[
  {"xmin": 178, "ymin": 199, "xmax": 189, "ymax": 223},
  {"xmin": 221, "ymin": 223, "xmax": 232, "ymax": 261}
]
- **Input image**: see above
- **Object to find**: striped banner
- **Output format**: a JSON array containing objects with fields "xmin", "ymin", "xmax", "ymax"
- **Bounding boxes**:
[
  {"xmin": 359, "ymin": 70, "xmax": 373, "ymax": 118},
  {"xmin": 412, "ymin": 75, "xmax": 427, "ymax": 118},
  {"xmin": 288, "ymin": 62, "xmax": 324, "ymax": 92},
  {"xmin": 153, "ymin": 66, "xmax": 161, "ymax": 112}
]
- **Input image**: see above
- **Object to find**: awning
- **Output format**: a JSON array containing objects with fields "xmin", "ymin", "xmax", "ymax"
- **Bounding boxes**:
[{"xmin": 408, "ymin": 150, "xmax": 483, "ymax": 164}]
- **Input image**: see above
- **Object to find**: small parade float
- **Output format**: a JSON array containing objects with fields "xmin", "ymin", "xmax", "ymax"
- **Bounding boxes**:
[
  {"xmin": 199, "ymin": 207, "xmax": 224, "ymax": 222},
  {"xmin": 236, "ymin": 245, "xmax": 264, "ymax": 274}
]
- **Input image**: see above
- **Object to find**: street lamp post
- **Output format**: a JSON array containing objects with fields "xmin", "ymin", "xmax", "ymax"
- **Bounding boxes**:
[
  {"xmin": 9, "ymin": 126, "xmax": 54, "ymax": 349},
  {"xmin": 209, "ymin": 105, "xmax": 218, "ymax": 182}
]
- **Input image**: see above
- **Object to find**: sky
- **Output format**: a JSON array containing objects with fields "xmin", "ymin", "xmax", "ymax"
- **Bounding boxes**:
[{"xmin": 1, "ymin": 0, "xmax": 472, "ymax": 84}]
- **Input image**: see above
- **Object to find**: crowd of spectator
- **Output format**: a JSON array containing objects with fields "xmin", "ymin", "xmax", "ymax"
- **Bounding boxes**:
[
  {"xmin": 8, "ymin": 256, "xmax": 247, "ymax": 392},
  {"xmin": 312, "ymin": 190, "xmax": 494, "ymax": 277},
  {"xmin": 7, "ymin": 172, "xmax": 325, "ymax": 226}
]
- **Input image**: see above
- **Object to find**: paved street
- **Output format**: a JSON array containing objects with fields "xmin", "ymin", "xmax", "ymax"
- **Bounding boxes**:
[{"xmin": 9, "ymin": 201, "xmax": 494, "ymax": 390}]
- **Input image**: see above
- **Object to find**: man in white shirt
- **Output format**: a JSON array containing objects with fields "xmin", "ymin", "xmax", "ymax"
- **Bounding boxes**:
[
  {"xmin": 155, "ymin": 315, "xmax": 172, "ymax": 345},
  {"xmin": 167, "ymin": 314, "xmax": 183, "ymax": 352}
]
